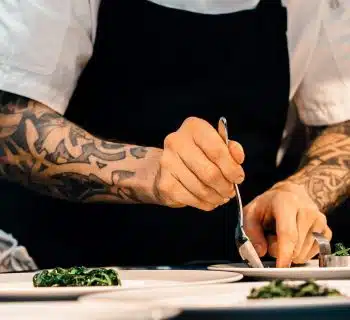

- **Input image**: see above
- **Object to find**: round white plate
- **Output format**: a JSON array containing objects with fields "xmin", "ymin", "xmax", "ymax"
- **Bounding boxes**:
[
  {"xmin": 80, "ymin": 280, "xmax": 350, "ymax": 310},
  {"xmin": 0, "ymin": 269, "xmax": 242, "ymax": 299},
  {"xmin": 0, "ymin": 301, "xmax": 180, "ymax": 319},
  {"xmin": 208, "ymin": 260, "xmax": 350, "ymax": 280}
]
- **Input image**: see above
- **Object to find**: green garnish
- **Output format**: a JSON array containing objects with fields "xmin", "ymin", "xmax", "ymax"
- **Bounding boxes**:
[
  {"xmin": 333, "ymin": 243, "xmax": 350, "ymax": 256},
  {"xmin": 247, "ymin": 280, "xmax": 341, "ymax": 299},
  {"xmin": 33, "ymin": 266, "xmax": 121, "ymax": 287}
]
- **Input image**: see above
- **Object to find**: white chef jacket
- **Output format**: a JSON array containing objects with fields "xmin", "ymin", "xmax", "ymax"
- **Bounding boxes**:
[{"xmin": 0, "ymin": 0, "xmax": 349, "ymax": 158}]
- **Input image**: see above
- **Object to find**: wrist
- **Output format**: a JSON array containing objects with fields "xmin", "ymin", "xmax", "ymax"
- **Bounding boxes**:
[
  {"xmin": 107, "ymin": 145, "xmax": 163, "ymax": 204},
  {"xmin": 130, "ymin": 147, "xmax": 163, "ymax": 204}
]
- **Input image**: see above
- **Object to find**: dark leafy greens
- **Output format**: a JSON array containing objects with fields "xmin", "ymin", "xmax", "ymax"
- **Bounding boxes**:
[
  {"xmin": 248, "ymin": 280, "xmax": 341, "ymax": 299},
  {"xmin": 33, "ymin": 267, "xmax": 121, "ymax": 287},
  {"xmin": 333, "ymin": 243, "xmax": 350, "ymax": 256}
]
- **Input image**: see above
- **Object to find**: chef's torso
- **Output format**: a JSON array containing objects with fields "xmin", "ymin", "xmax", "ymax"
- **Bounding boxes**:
[{"xmin": 58, "ymin": 0, "xmax": 289, "ymax": 267}]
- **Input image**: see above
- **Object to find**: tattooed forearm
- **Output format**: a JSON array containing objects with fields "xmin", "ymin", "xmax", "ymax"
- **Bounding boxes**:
[
  {"xmin": 287, "ymin": 120, "xmax": 350, "ymax": 213},
  {"xmin": 0, "ymin": 91, "xmax": 161, "ymax": 204}
]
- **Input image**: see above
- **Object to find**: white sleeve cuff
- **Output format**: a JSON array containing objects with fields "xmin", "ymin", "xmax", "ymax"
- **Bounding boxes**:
[
  {"xmin": 295, "ymin": 81, "xmax": 350, "ymax": 126},
  {"xmin": 0, "ymin": 64, "xmax": 70, "ymax": 115}
]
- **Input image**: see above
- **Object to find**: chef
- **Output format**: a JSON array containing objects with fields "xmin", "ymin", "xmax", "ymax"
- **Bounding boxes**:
[{"xmin": 0, "ymin": 0, "xmax": 348, "ymax": 269}]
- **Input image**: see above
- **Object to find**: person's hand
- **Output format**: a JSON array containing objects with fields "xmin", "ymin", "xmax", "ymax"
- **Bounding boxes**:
[
  {"xmin": 154, "ymin": 117, "xmax": 245, "ymax": 211},
  {"xmin": 243, "ymin": 181, "xmax": 332, "ymax": 268}
]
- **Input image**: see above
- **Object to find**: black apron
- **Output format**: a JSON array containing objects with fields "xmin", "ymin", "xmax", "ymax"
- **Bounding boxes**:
[{"xmin": 1, "ymin": 0, "xmax": 290, "ymax": 268}]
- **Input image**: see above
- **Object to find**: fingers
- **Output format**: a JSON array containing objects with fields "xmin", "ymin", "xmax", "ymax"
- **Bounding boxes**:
[
  {"xmin": 293, "ymin": 228, "xmax": 332, "ymax": 264},
  {"xmin": 304, "ymin": 225, "xmax": 332, "ymax": 262},
  {"xmin": 301, "ymin": 225, "xmax": 332, "ymax": 263},
  {"xmin": 304, "ymin": 242, "xmax": 320, "ymax": 262},
  {"xmin": 156, "ymin": 167, "xmax": 217, "ymax": 211},
  {"xmin": 228, "ymin": 140, "xmax": 245, "ymax": 164},
  {"xmin": 267, "ymin": 234, "xmax": 278, "ymax": 258},
  {"xmin": 161, "ymin": 149, "xmax": 229, "ymax": 207},
  {"xmin": 243, "ymin": 200, "xmax": 268, "ymax": 257},
  {"xmin": 180, "ymin": 117, "xmax": 245, "ymax": 184},
  {"xmin": 273, "ymin": 196, "xmax": 299, "ymax": 268},
  {"xmin": 243, "ymin": 185, "xmax": 332, "ymax": 268},
  {"xmin": 166, "ymin": 135, "xmax": 235, "ymax": 198},
  {"xmin": 267, "ymin": 206, "xmax": 331, "ymax": 266},
  {"xmin": 292, "ymin": 211, "xmax": 328, "ymax": 264},
  {"xmin": 162, "ymin": 117, "xmax": 245, "ymax": 204},
  {"xmin": 292, "ymin": 209, "xmax": 317, "ymax": 262}
]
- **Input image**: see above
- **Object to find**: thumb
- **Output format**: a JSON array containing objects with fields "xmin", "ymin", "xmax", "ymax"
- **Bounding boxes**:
[{"xmin": 244, "ymin": 202, "xmax": 268, "ymax": 257}]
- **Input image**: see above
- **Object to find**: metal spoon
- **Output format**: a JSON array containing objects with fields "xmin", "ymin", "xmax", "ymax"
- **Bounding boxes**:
[
  {"xmin": 218, "ymin": 117, "xmax": 264, "ymax": 268},
  {"xmin": 312, "ymin": 232, "xmax": 331, "ymax": 267}
]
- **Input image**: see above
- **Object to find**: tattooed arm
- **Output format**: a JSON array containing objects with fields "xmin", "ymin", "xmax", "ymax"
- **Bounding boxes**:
[
  {"xmin": 0, "ymin": 91, "xmax": 162, "ymax": 204},
  {"xmin": 282, "ymin": 120, "xmax": 350, "ymax": 213}
]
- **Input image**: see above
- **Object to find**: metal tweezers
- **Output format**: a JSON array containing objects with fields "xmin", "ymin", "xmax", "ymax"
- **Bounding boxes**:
[{"xmin": 313, "ymin": 232, "xmax": 350, "ymax": 267}]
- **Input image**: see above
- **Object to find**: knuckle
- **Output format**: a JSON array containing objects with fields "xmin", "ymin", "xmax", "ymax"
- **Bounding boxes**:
[
  {"xmin": 280, "ymin": 191, "xmax": 298, "ymax": 204},
  {"xmin": 209, "ymin": 147, "xmax": 225, "ymax": 162},
  {"xmin": 243, "ymin": 201, "xmax": 257, "ymax": 220},
  {"xmin": 198, "ymin": 187, "xmax": 212, "ymax": 200},
  {"xmin": 164, "ymin": 132, "xmax": 179, "ymax": 149},
  {"xmin": 183, "ymin": 116, "xmax": 201, "ymax": 128},
  {"xmin": 159, "ymin": 152, "xmax": 172, "ymax": 169},
  {"xmin": 204, "ymin": 166, "xmax": 221, "ymax": 183},
  {"xmin": 233, "ymin": 141, "xmax": 244, "ymax": 153},
  {"xmin": 157, "ymin": 177, "xmax": 174, "ymax": 196},
  {"xmin": 186, "ymin": 116, "xmax": 200, "ymax": 123}
]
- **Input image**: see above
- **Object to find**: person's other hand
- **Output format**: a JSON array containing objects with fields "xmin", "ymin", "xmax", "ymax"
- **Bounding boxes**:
[
  {"xmin": 155, "ymin": 117, "xmax": 245, "ymax": 211},
  {"xmin": 243, "ymin": 181, "xmax": 332, "ymax": 267}
]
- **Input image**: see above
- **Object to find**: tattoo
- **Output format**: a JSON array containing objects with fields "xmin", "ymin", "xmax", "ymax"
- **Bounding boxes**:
[
  {"xmin": 289, "ymin": 120, "xmax": 350, "ymax": 213},
  {"xmin": 130, "ymin": 147, "xmax": 148, "ymax": 159},
  {"xmin": 0, "ymin": 91, "xmax": 155, "ymax": 204}
]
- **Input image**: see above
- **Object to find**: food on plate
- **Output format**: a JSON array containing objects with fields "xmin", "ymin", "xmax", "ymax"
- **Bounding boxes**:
[
  {"xmin": 333, "ymin": 243, "xmax": 350, "ymax": 256},
  {"xmin": 33, "ymin": 266, "xmax": 121, "ymax": 287},
  {"xmin": 247, "ymin": 280, "xmax": 341, "ymax": 299}
]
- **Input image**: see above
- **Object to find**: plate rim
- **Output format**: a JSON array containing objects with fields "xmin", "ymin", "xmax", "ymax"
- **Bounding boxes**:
[
  {"xmin": 0, "ymin": 300, "xmax": 182, "ymax": 319},
  {"xmin": 207, "ymin": 263, "xmax": 350, "ymax": 273},
  {"xmin": 78, "ymin": 280, "xmax": 350, "ymax": 311},
  {"xmin": 0, "ymin": 269, "xmax": 243, "ymax": 298}
]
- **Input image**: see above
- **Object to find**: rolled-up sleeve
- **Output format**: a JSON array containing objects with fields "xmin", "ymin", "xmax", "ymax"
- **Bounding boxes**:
[
  {"xmin": 0, "ymin": 0, "xmax": 93, "ymax": 115},
  {"xmin": 294, "ymin": 1, "xmax": 350, "ymax": 126}
]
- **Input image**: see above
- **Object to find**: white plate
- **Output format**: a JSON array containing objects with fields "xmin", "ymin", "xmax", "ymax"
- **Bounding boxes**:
[
  {"xmin": 80, "ymin": 280, "xmax": 350, "ymax": 310},
  {"xmin": 208, "ymin": 260, "xmax": 350, "ymax": 280},
  {"xmin": 0, "ymin": 269, "xmax": 242, "ymax": 299},
  {"xmin": 0, "ymin": 301, "xmax": 180, "ymax": 319}
]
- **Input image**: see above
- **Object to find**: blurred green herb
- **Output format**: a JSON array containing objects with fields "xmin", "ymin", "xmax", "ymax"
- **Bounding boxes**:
[
  {"xmin": 247, "ymin": 280, "xmax": 341, "ymax": 299},
  {"xmin": 333, "ymin": 243, "xmax": 350, "ymax": 256},
  {"xmin": 33, "ymin": 266, "xmax": 121, "ymax": 287}
]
